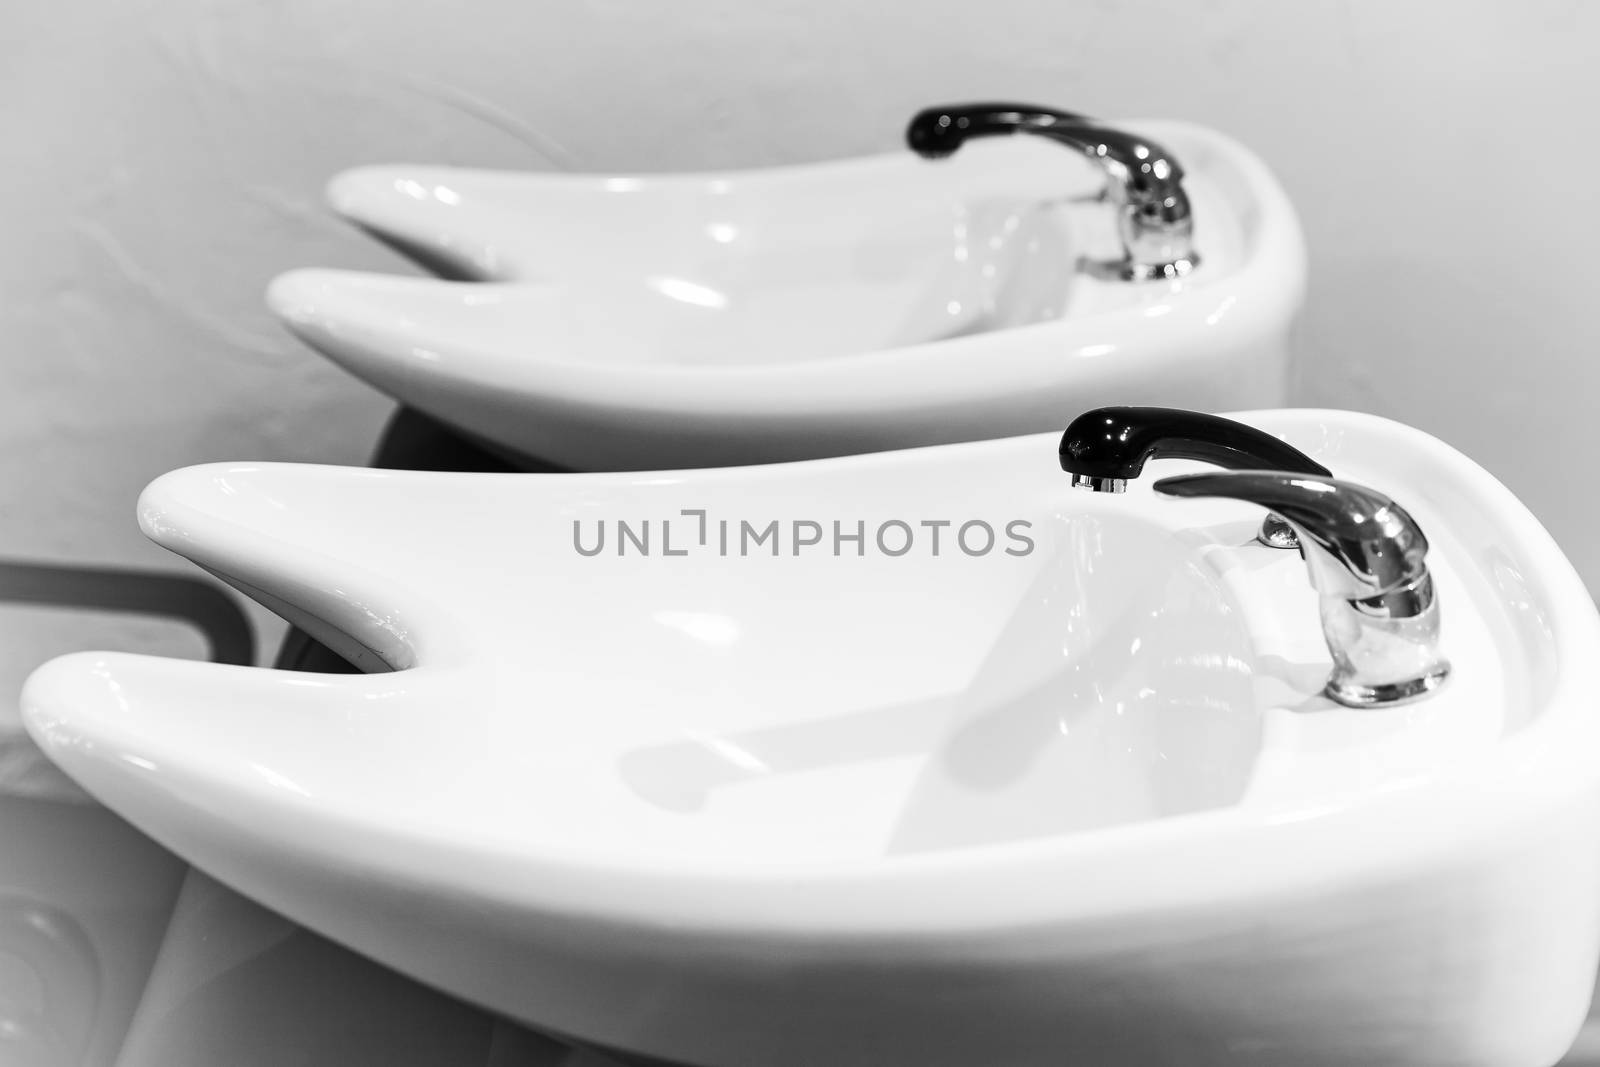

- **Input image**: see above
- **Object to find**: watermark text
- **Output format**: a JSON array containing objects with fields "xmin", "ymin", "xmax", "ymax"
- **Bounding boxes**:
[{"xmin": 572, "ymin": 509, "xmax": 1035, "ymax": 558}]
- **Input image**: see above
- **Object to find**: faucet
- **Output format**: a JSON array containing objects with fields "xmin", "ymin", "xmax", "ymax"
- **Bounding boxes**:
[
  {"xmin": 1153, "ymin": 471, "xmax": 1451, "ymax": 707},
  {"xmin": 905, "ymin": 102, "xmax": 1197, "ymax": 280},
  {"xmin": 1057, "ymin": 406, "xmax": 1329, "ymax": 548}
]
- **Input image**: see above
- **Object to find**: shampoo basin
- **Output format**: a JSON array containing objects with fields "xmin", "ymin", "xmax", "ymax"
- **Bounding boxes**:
[
  {"xmin": 270, "ymin": 121, "xmax": 1303, "ymax": 469},
  {"xmin": 22, "ymin": 410, "xmax": 1600, "ymax": 1066}
]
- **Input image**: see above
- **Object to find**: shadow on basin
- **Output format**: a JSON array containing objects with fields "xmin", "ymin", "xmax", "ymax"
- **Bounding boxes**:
[{"xmin": 616, "ymin": 516, "xmax": 1265, "ymax": 855}]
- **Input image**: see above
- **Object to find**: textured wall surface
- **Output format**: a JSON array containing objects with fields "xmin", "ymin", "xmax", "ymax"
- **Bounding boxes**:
[{"xmin": 1, "ymin": 0, "xmax": 1597, "ymax": 710}]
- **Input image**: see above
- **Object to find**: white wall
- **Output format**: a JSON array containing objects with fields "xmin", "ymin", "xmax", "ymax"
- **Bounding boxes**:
[{"xmin": 2, "ymin": 1, "xmax": 1596, "ymax": 694}]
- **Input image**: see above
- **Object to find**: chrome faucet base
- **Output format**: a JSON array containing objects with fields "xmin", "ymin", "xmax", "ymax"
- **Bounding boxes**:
[
  {"xmin": 1317, "ymin": 575, "xmax": 1451, "ymax": 707},
  {"xmin": 1084, "ymin": 255, "xmax": 1200, "ymax": 283},
  {"xmin": 1118, "ymin": 256, "xmax": 1200, "ymax": 283},
  {"xmin": 1324, "ymin": 664, "xmax": 1451, "ymax": 708}
]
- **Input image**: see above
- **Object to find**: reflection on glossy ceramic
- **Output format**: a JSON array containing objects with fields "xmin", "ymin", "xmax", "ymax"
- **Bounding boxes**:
[
  {"xmin": 0, "ymin": 797, "xmax": 185, "ymax": 1067},
  {"xmin": 268, "ymin": 124, "xmax": 1304, "ymax": 469},
  {"xmin": 616, "ymin": 515, "xmax": 1264, "ymax": 854},
  {"xmin": 115, "ymin": 872, "xmax": 605, "ymax": 1067},
  {"xmin": 21, "ymin": 410, "xmax": 1600, "ymax": 1067}
]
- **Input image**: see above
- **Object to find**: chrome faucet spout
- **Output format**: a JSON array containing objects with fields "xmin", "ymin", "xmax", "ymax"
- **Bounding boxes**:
[
  {"xmin": 1153, "ymin": 470, "xmax": 1451, "ymax": 707},
  {"xmin": 906, "ymin": 102, "xmax": 1198, "ymax": 280}
]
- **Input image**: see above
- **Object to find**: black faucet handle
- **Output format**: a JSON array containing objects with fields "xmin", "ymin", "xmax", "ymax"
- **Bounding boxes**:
[
  {"xmin": 1058, "ymin": 407, "xmax": 1330, "ymax": 483},
  {"xmin": 905, "ymin": 103, "xmax": 1183, "ymax": 188},
  {"xmin": 905, "ymin": 103, "xmax": 1091, "ymax": 158}
]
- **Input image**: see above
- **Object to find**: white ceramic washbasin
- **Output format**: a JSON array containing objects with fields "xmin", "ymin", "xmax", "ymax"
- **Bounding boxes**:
[
  {"xmin": 21, "ymin": 410, "xmax": 1600, "ymax": 1067},
  {"xmin": 268, "ymin": 121, "xmax": 1304, "ymax": 469}
]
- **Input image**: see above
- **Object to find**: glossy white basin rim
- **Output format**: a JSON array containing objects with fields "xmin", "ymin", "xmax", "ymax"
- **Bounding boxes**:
[
  {"xmin": 23, "ymin": 410, "xmax": 1600, "ymax": 1067},
  {"xmin": 267, "ymin": 121, "xmax": 1304, "ymax": 468}
]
